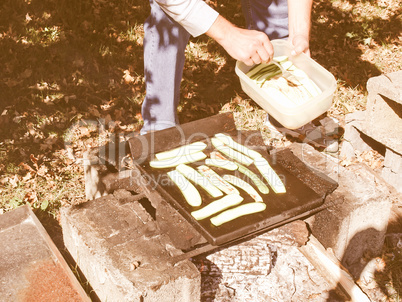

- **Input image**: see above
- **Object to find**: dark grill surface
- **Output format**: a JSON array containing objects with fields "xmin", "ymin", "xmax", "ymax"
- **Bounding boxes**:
[{"xmin": 128, "ymin": 113, "xmax": 337, "ymax": 246}]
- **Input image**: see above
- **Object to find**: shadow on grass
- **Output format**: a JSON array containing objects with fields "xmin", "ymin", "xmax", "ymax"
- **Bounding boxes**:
[
  {"xmin": 0, "ymin": 0, "xmax": 150, "ymax": 170},
  {"xmin": 310, "ymin": 0, "xmax": 401, "ymax": 89},
  {"xmin": 0, "ymin": 0, "xmax": 148, "ymax": 108}
]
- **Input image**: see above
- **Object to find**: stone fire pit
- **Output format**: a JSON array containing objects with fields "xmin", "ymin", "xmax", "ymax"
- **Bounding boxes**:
[
  {"xmin": 59, "ymin": 72, "xmax": 402, "ymax": 301},
  {"xmin": 60, "ymin": 135, "xmax": 400, "ymax": 301}
]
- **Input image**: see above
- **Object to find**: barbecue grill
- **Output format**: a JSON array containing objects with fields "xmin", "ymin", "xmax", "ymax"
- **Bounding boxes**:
[{"xmin": 119, "ymin": 112, "xmax": 338, "ymax": 261}]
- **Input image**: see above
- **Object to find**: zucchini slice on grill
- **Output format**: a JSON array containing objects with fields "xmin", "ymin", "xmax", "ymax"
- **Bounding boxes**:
[
  {"xmin": 176, "ymin": 164, "xmax": 223, "ymax": 198},
  {"xmin": 167, "ymin": 170, "xmax": 202, "ymax": 207},
  {"xmin": 191, "ymin": 194, "xmax": 243, "ymax": 220},
  {"xmin": 210, "ymin": 202, "xmax": 267, "ymax": 226}
]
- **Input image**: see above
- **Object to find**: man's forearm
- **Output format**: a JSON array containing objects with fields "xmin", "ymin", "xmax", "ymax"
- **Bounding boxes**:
[
  {"xmin": 205, "ymin": 15, "xmax": 234, "ymax": 44},
  {"xmin": 287, "ymin": 0, "xmax": 313, "ymax": 55},
  {"xmin": 288, "ymin": 0, "xmax": 313, "ymax": 39},
  {"xmin": 206, "ymin": 15, "xmax": 273, "ymax": 66}
]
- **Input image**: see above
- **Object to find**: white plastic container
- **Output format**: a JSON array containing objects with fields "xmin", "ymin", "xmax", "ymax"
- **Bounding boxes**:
[{"xmin": 235, "ymin": 39, "xmax": 337, "ymax": 129}]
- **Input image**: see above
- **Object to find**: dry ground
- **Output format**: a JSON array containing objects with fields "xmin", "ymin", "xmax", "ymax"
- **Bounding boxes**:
[{"xmin": 0, "ymin": 0, "xmax": 401, "ymax": 300}]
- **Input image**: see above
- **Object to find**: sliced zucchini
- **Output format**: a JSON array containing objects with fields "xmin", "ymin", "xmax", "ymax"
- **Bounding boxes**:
[
  {"xmin": 253, "ymin": 158, "xmax": 286, "ymax": 193},
  {"xmin": 280, "ymin": 60, "xmax": 293, "ymax": 71},
  {"xmin": 273, "ymin": 55, "xmax": 289, "ymax": 63},
  {"xmin": 222, "ymin": 174, "xmax": 263, "ymax": 202},
  {"xmin": 214, "ymin": 133, "xmax": 262, "ymax": 160},
  {"xmin": 246, "ymin": 62, "xmax": 280, "ymax": 81},
  {"xmin": 205, "ymin": 159, "xmax": 238, "ymax": 171},
  {"xmin": 150, "ymin": 151, "xmax": 207, "ymax": 169},
  {"xmin": 176, "ymin": 164, "xmax": 223, "ymax": 198},
  {"xmin": 209, "ymin": 151, "xmax": 228, "ymax": 160},
  {"xmin": 236, "ymin": 163, "xmax": 269, "ymax": 194},
  {"xmin": 210, "ymin": 202, "xmax": 267, "ymax": 226},
  {"xmin": 167, "ymin": 170, "xmax": 202, "ymax": 207},
  {"xmin": 155, "ymin": 142, "xmax": 207, "ymax": 161},
  {"xmin": 211, "ymin": 138, "xmax": 253, "ymax": 166},
  {"xmin": 197, "ymin": 165, "xmax": 239, "ymax": 195},
  {"xmin": 191, "ymin": 194, "xmax": 243, "ymax": 220}
]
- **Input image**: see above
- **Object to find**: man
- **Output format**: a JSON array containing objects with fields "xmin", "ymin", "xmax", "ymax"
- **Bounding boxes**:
[{"xmin": 141, "ymin": 0, "xmax": 312, "ymax": 134}]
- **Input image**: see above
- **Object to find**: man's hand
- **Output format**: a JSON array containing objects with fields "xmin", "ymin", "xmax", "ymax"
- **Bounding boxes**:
[
  {"xmin": 206, "ymin": 16, "xmax": 273, "ymax": 66},
  {"xmin": 290, "ymin": 34, "xmax": 310, "ymax": 57},
  {"xmin": 288, "ymin": 0, "xmax": 313, "ymax": 57}
]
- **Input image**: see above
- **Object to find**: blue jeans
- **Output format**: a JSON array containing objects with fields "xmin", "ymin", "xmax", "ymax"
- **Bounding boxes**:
[{"xmin": 141, "ymin": 0, "xmax": 288, "ymax": 134}]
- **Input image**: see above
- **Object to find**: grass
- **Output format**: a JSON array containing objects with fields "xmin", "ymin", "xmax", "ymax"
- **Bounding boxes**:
[{"xmin": 0, "ymin": 0, "xmax": 401, "ymax": 300}]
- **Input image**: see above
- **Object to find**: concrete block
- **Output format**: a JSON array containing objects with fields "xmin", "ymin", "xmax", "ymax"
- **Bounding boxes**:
[
  {"xmin": 61, "ymin": 194, "xmax": 201, "ymax": 302},
  {"xmin": 340, "ymin": 111, "xmax": 373, "ymax": 160},
  {"xmin": 83, "ymin": 150, "xmax": 110, "ymax": 201},
  {"xmin": 339, "ymin": 109, "xmax": 401, "ymax": 193},
  {"xmin": 0, "ymin": 205, "xmax": 90, "ymax": 302},
  {"xmin": 290, "ymin": 143, "xmax": 394, "ymax": 278},
  {"xmin": 83, "ymin": 155, "xmax": 141, "ymax": 201},
  {"xmin": 366, "ymin": 71, "xmax": 402, "ymax": 104},
  {"xmin": 365, "ymin": 71, "xmax": 402, "ymax": 154},
  {"xmin": 289, "ymin": 142, "xmax": 341, "ymax": 184},
  {"xmin": 83, "ymin": 158, "xmax": 204, "ymax": 251},
  {"xmin": 83, "ymin": 136, "xmax": 132, "ymax": 201},
  {"xmin": 382, "ymin": 148, "xmax": 402, "ymax": 193}
]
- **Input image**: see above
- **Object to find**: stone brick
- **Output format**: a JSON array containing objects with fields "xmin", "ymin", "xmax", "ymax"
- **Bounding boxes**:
[
  {"xmin": 0, "ymin": 205, "xmax": 90, "ymax": 302},
  {"xmin": 382, "ymin": 148, "xmax": 402, "ymax": 193},
  {"xmin": 365, "ymin": 71, "xmax": 402, "ymax": 154},
  {"xmin": 340, "ymin": 111, "xmax": 373, "ymax": 160},
  {"xmin": 83, "ymin": 156, "xmax": 204, "ymax": 250},
  {"xmin": 289, "ymin": 143, "xmax": 395, "ymax": 278},
  {"xmin": 83, "ymin": 150, "xmax": 109, "ymax": 201},
  {"xmin": 366, "ymin": 71, "xmax": 402, "ymax": 103},
  {"xmin": 61, "ymin": 194, "xmax": 201, "ymax": 302}
]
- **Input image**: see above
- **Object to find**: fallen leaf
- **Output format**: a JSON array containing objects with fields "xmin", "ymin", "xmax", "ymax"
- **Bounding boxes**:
[
  {"xmin": 20, "ymin": 68, "xmax": 32, "ymax": 79},
  {"xmin": 9, "ymin": 176, "xmax": 19, "ymax": 188},
  {"xmin": 30, "ymin": 154, "xmax": 39, "ymax": 170},
  {"xmin": 36, "ymin": 165, "xmax": 48, "ymax": 177},
  {"xmin": 100, "ymin": 101, "xmax": 113, "ymax": 111},
  {"xmin": 88, "ymin": 105, "xmax": 100, "ymax": 117},
  {"xmin": 5, "ymin": 78, "xmax": 21, "ymax": 88},
  {"xmin": 0, "ymin": 176, "xmax": 9, "ymax": 185},
  {"xmin": 123, "ymin": 70, "xmax": 135, "ymax": 84},
  {"xmin": 78, "ymin": 126, "xmax": 91, "ymax": 138},
  {"xmin": 24, "ymin": 191, "xmax": 38, "ymax": 204},
  {"xmin": 217, "ymin": 83, "xmax": 229, "ymax": 91},
  {"xmin": 114, "ymin": 108, "xmax": 123, "ymax": 120},
  {"xmin": 220, "ymin": 103, "xmax": 234, "ymax": 112},
  {"xmin": 19, "ymin": 162, "xmax": 36, "ymax": 173},
  {"xmin": 43, "ymin": 95, "xmax": 53, "ymax": 104},
  {"xmin": 73, "ymin": 58, "xmax": 85, "ymax": 68},
  {"xmin": 22, "ymin": 172, "xmax": 34, "ymax": 181},
  {"xmin": 0, "ymin": 110, "xmax": 10, "ymax": 126},
  {"xmin": 25, "ymin": 13, "xmax": 32, "ymax": 23},
  {"xmin": 135, "ymin": 113, "xmax": 143, "ymax": 121},
  {"xmin": 45, "ymin": 136, "xmax": 58, "ymax": 145},
  {"xmin": 39, "ymin": 144, "xmax": 48, "ymax": 151}
]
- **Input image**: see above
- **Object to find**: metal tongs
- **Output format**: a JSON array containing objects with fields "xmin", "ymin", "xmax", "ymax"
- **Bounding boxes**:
[
  {"xmin": 271, "ymin": 60, "xmax": 292, "ymax": 79},
  {"xmin": 271, "ymin": 60, "xmax": 299, "ymax": 86}
]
